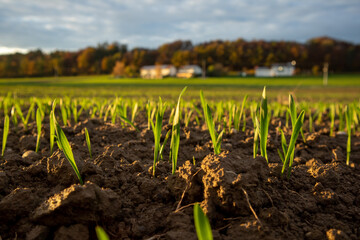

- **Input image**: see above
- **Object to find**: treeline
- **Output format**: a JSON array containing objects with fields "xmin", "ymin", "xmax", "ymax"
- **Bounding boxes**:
[{"xmin": 0, "ymin": 36, "xmax": 359, "ymax": 78}]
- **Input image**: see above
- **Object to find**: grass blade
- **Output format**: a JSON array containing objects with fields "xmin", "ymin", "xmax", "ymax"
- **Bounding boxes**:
[
  {"xmin": 50, "ymin": 100, "xmax": 57, "ymax": 154},
  {"xmin": 84, "ymin": 127, "xmax": 92, "ymax": 158},
  {"xmin": 35, "ymin": 108, "xmax": 42, "ymax": 153},
  {"xmin": 119, "ymin": 115, "xmax": 140, "ymax": 131},
  {"xmin": 281, "ymin": 110, "xmax": 305, "ymax": 177},
  {"xmin": 170, "ymin": 87, "xmax": 187, "ymax": 175},
  {"xmin": 345, "ymin": 105, "xmax": 352, "ymax": 165},
  {"xmin": 95, "ymin": 226, "xmax": 110, "ymax": 240},
  {"xmin": 194, "ymin": 203, "xmax": 213, "ymax": 240},
  {"xmin": 55, "ymin": 122, "xmax": 83, "ymax": 185},
  {"xmin": 2, "ymin": 115, "xmax": 9, "ymax": 157},
  {"xmin": 259, "ymin": 87, "xmax": 269, "ymax": 162}
]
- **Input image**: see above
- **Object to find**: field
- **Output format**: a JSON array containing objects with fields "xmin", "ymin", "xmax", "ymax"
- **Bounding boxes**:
[
  {"xmin": 0, "ymin": 75, "xmax": 360, "ymax": 239},
  {"xmin": 0, "ymin": 74, "xmax": 359, "ymax": 100}
]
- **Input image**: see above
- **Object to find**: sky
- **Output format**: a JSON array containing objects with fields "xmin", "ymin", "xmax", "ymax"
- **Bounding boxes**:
[{"xmin": 0, "ymin": 0, "xmax": 359, "ymax": 55}]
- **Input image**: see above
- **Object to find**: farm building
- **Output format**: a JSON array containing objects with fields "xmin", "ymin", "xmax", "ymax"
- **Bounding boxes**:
[
  {"xmin": 140, "ymin": 65, "xmax": 176, "ymax": 79},
  {"xmin": 176, "ymin": 65, "xmax": 202, "ymax": 78},
  {"xmin": 255, "ymin": 62, "xmax": 296, "ymax": 77},
  {"xmin": 254, "ymin": 67, "xmax": 274, "ymax": 77}
]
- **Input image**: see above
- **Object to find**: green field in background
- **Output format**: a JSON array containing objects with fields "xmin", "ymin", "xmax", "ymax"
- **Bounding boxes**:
[{"xmin": 0, "ymin": 74, "xmax": 359, "ymax": 101}]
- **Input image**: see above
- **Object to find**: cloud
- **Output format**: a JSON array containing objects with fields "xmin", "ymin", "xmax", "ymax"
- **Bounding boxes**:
[{"xmin": 0, "ymin": 0, "xmax": 359, "ymax": 54}]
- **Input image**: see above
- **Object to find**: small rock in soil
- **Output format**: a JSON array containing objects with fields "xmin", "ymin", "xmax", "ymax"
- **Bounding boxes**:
[
  {"xmin": 22, "ymin": 150, "xmax": 40, "ymax": 162},
  {"xmin": 19, "ymin": 135, "xmax": 37, "ymax": 152}
]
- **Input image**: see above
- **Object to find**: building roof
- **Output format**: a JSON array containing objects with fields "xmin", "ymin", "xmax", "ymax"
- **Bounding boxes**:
[
  {"xmin": 141, "ymin": 65, "xmax": 174, "ymax": 70},
  {"xmin": 271, "ymin": 62, "xmax": 294, "ymax": 67}
]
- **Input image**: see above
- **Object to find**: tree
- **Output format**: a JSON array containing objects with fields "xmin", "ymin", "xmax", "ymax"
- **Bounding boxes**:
[{"xmin": 112, "ymin": 61, "xmax": 125, "ymax": 77}]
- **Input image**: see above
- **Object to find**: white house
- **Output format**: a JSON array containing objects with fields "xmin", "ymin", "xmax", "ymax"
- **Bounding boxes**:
[
  {"xmin": 255, "ymin": 62, "xmax": 296, "ymax": 77},
  {"xmin": 271, "ymin": 63, "xmax": 295, "ymax": 76},
  {"xmin": 140, "ymin": 65, "xmax": 177, "ymax": 79},
  {"xmin": 176, "ymin": 65, "xmax": 202, "ymax": 78},
  {"xmin": 254, "ymin": 67, "xmax": 274, "ymax": 77}
]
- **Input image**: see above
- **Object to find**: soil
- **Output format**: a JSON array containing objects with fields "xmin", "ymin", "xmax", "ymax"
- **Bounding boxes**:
[{"xmin": 0, "ymin": 110, "xmax": 360, "ymax": 240}]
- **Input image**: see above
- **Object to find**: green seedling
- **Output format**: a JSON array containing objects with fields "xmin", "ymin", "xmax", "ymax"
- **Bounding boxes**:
[
  {"xmin": 195, "ymin": 115, "xmax": 200, "ymax": 126},
  {"xmin": 84, "ymin": 127, "xmax": 92, "ymax": 158},
  {"xmin": 72, "ymin": 102, "xmax": 83, "ymax": 123},
  {"xmin": 285, "ymin": 110, "xmax": 289, "ymax": 128},
  {"xmin": 200, "ymin": 90, "xmax": 224, "ymax": 155},
  {"xmin": 131, "ymin": 102, "xmax": 138, "ymax": 123},
  {"xmin": 119, "ymin": 115, "xmax": 139, "ymax": 131},
  {"xmin": 184, "ymin": 109, "xmax": 193, "ymax": 127},
  {"xmin": 2, "ymin": 115, "xmax": 9, "ymax": 157},
  {"xmin": 289, "ymin": 95, "xmax": 306, "ymax": 143},
  {"xmin": 250, "ymin": 103, "xmax": 259, "ymax": 158},
  {"xmin": 90, "ymin": 106, "xmax": 97, "ymax": 118},
  {"xmin": 111, "ymin": 102, "xmax": 117, "ymax": 124},
  {"xmin": 253, "ymin": 118, "xmax": 260, "ymax": 159},
  {"xmin": 10, "ymin": 106, "xmax": 18, "ymax": 130},
  {"xmin": 193, "ymin": 203, "xmax": 213, "ymax": 240},
  {"xmin": 308, "ymin": 108, "xmax": 313, "ymax": 133},
  {"xmin": 103, "ymin": 104, "xmax": 112, "ymax": 122},
  {"xmin": 146, "ymin": 101, "xmax": 152, "ymax": 130},
  {"xmin": 242, "ymin": 111, "xmax": 246, "ymax": 132},
  {"xmin": 168, "ymin": 108, "xmax": 175, "ymax": 126},
  {"xmin": 55, "ymin": 122, "xmax": 83, "ymax": 185},
  {"xmin": 35, "ymin": 108, "xmax": 42, "ymax": 153},
  {"xmin": 36, "ymin": 99, "xmax": 45, "ymax": 120},
  {"xmin": 60, "ymin": 100, "xmax": 68, "ymax": 126},
  {"xmin": 345, "ymin": 105, "xmax": 352, "ymax": 165},
  {"xmin": 329, "ymin": 104, "xmax": 335, "ymax": 136},
  {"xmin": 277, "ymin": 129, "xmax": 287, "ymax": 164},
  {"xmin": 95, "ymin": 226, "xmax": 110, "ymax": 240},
  {"xmin": 237, "ymin": 94, "xmax": 248, "ymax": 131},
  {"xmin": 49, "ymin": 100, "xmax": 57, "ymax": 154},
  {"xmin": 151, "ymin": 97, "xmax": 166, "ymax": 176},
  {"xmin": 159, "ymin": 129, "xmax": 171, "ymax": 161},
  {"xmin": 227, "ymin": 103, "xmax": 234, "ymax": 132},
  {"xmin": 338, "ymin": 104, "xmax": 344, "ymax": 131},
  {"xmin": 281, "ymin": 110, "xmax": 305, "ymax": 177},
  {"xmin": 15, "ymin": 102, "xmax": 35, "ymax": 131},
  {"xmin": 259, "ymin": 87, "xmax": 270, "ymax": 162},
  {"xmin": 169, "ymin": 87, "xmax": 187, "ymax": 175}
]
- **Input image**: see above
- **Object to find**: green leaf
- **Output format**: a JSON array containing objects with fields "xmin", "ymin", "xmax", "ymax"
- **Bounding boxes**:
[
  {"xmin": 238, "ymin": 94, "xmax": 248, "ymax": 130},
  {"xmin": 170, "ymin": 87, "xmax": 187, "ymax": 174},
  {"xmin": 2, "ymin": 115, "xmax": 9, "ymax": 157},
  {"xmin": 259, "ymin": 87, "xmax": 269, "ymax": 162},
  {"xmin": 277, "ymin": 148, "xmax": 285, "ymax": 163},
  {"xmin": 119, "ymin": 114, "xmax": 139, "ymax": 131},
  {"xmin": 289, "ymin": 94, "xmax": 296, "ymax": 127},
  {"xmin": 151, "ymin": 98, "xmax": 165, "ymax": 176},
  {"xmin": 35, "ymin": 108, "xmax": 42, "ymax": 153},
  {"xmin": 95, "ymin": 226, "xmax": 110, "ymax": 240},
  {"xmin": 194, "ymin": 203, "xmax": 213, "ymax": 240},
  {"xmin": 345, "ymin": 105, "xmax": 352, "ymax": 165},
  {"xmin": 55, "ymin": 123, "xmax": 83, "ymax": 185},
  {"xmin": 50, "ymin": 100, "xmax": 57, "ymax": 154},
  {"xmin": 281, "ymin": 110, "xmax": 305, "ymax": 177},
  {"xmin": 159, "ymin": 129, "xmax": 171, "ymax": 161},
  {"xmin": 280, "ymin": 129, "xmax": 287, "ymax": 156},
  {"xmin": 85, "ymin": 127, "xmax": 92, "ymax": 158},
  {"xmin": 201, "ymin": 90, "xmax": 223, "ymax": 155}
]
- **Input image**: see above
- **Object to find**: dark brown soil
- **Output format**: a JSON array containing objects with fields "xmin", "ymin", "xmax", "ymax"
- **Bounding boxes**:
[{"xmin": 0, "ymin": 111, "xmax": 360, "ymax": 240}]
